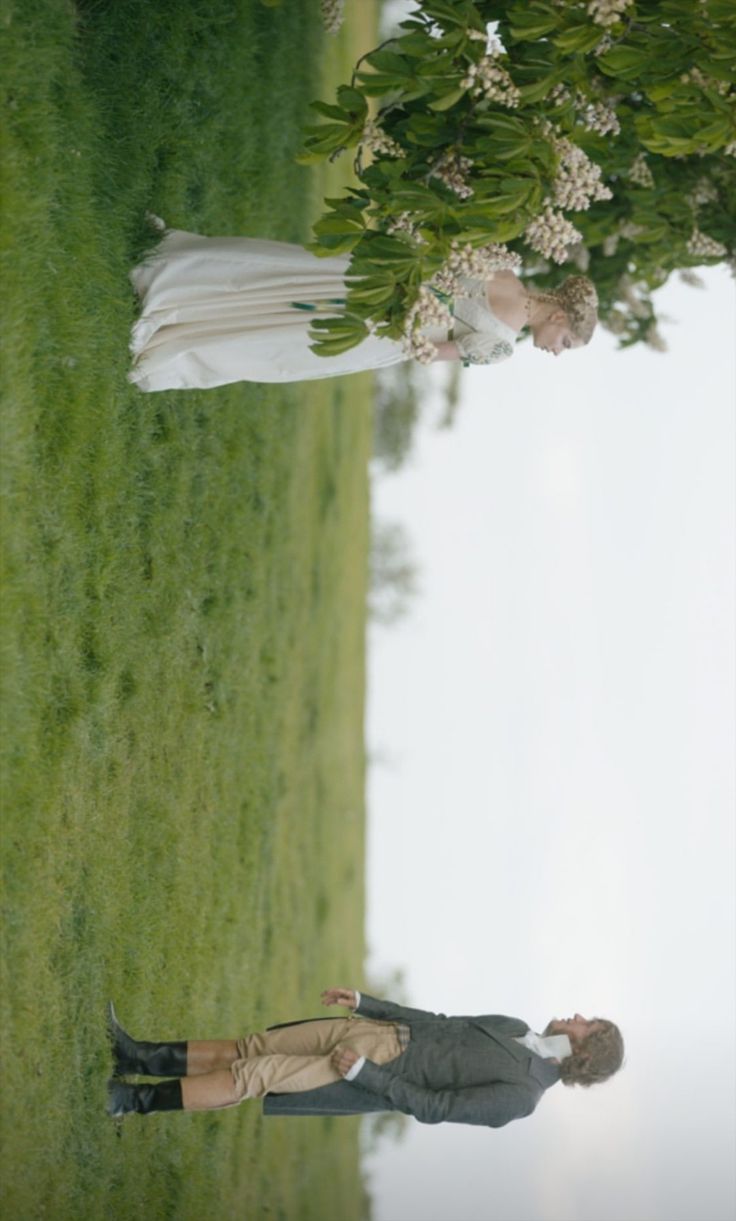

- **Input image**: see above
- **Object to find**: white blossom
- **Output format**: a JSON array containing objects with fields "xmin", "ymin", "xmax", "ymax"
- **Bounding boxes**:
[
  {"xmin": 461, "ymin": 45, "xmax": 520, "ymax": 108},
  {"xmin": 686, "ymin": 227, "xmax": 727, "ymax": 259},
  {"xmin": 594, "ymin": 34, "xmax": 614, "ymax": 56},
  {"xmin": 525, "ymin": 205, "xmax": 583, "ymax": 264},
  {"xmin": 679, "ymin": 269, "xmax": 706, "ymax": 288},
  {"xmin": 685, "ymin": 178, "xmax": 718, "ymax": 209},
  {"xmin": 644, "ymin": 323, "xmax": 668, "ymax": 352},
  {"xmin": 429, "ymin": 150, "xmax": 475, "ymax": 200},
  {"xmin": 680, "ymin": 67, "xmax": 732, "ymax": 97},
  {"xmin": 386, "ymin": 212, "xmax": 423, "ymax": 242},
  {"xmin": 602, "ymin": 233, "xmax": 620, "ymax": 256},
  {"xmin": 550, "ymin": 135, "xmax": 612, "ymax": 211},
  {"xmin": 320, "ymin": 0, "xmax": 345, "ymax": 35},
  {"xmin": 617, "ymin": 276, "xmax": 651, "ymax": 319},
  {"xmin": 627, "ymin": 152, "xmax": 655, "ymax": 189},
  {"xmin": 579, "ymin": 97, "xmax": 620, "ymax": 136},
  {"xmin": 566, "ymin": 240, "xmax": 591, "ymax": 271},
  {"xmin": 548, "ymin": 83, "xmax": 572, "ymax": 107},
  {"xmin": 587, "ymin": 0, "xmax": 633, "ymax": 28},
  {"xmin": 360, "ymin": 120, "xmax": 405, "ymax": 160},
  {"xmin": 402, "ymin": 286, "xmax": 453, "ymax": 364},
  {"xmin": 724, "ymin": 139, "xmax": 736, "ymax": 157},
  {"xmin": 431, "ymin": 241, "xmax": 521, "ymax": 295},
  {"xmin": 618, "ymin": 220, "xmax": 645, "ymax": 240},
  {"xmin": 604, "ymin": 309, "xmax": 628, "ymax": 335}
]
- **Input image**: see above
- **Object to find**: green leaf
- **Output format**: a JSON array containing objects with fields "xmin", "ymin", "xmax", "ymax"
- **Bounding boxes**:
[
  {"xmin": 310, "ymin": 334, "xmax": 365, "ymax": 357},
  {"xmin": 347, "ymin": 282, "xmax": 398, "ymax": 306},
  {"xmin": 313, "ymin": 216, "xmax": 365, "ymax": 236},
  {"xmin": 428, "ymin": 87, "xmax": 468, "ymax": 111},
  {"xmin": 336, "ymin": 86, "xmax": 368, "ymax": 114},
  {"xmin": 365, "ymin": 50, "xmax": 412, "ymax": 75},
  {"xmin": 553, "ymin": 24, "xmax": 604, "ymax": 54},
  {"xmin": 310, "ymin": 100, "xmax": 350, "ymax": 121}
]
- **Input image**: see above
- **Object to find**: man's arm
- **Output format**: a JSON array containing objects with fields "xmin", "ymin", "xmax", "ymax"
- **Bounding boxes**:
[
  {"xmin": 346, "ymin": 1059, "xmax": 536, "ymax": 1128},
  {"xmin": 321, "ymin": 989, "xmax": 449, "ymax": 1024},
  {"xmin": 353, "ymin": 993, "xmax": 454, "ymax": 1024}
]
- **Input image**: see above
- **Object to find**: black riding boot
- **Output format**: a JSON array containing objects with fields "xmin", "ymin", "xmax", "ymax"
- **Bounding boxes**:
[
  {"xmin": 107, "ymin": 1078, "xmax": 183, "ymax": 1117},
  {"xmin": 107, "ymin": 1001, "xmax": 188, "ymax": 1077}
]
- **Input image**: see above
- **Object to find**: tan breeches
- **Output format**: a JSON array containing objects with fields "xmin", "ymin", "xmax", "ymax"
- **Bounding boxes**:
[{"xmin": 231, "ymin": 1017, "xmax": 403, "ymax": 1099}]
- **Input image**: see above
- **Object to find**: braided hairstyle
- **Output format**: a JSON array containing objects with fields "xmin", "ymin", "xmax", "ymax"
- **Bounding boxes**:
[{"xmin": 553, "ymin": 275, "xmax": 599, "ymax": 344}]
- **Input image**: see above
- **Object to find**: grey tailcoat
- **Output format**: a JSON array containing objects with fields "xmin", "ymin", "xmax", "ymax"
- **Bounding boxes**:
[{"xmin": 263, "ymin": 992, "xmax": 560, "ymax": 1127}]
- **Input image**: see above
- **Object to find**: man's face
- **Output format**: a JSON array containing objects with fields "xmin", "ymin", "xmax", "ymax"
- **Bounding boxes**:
[{"xmin": 545, "ymin": 1014, "xmax": 604, "ymax": 1046}]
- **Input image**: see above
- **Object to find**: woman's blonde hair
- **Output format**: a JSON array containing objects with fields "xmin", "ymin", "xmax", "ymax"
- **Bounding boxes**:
[{"xmin": 553, "ymin": 275, "xmax": 599, "ymax": 344}]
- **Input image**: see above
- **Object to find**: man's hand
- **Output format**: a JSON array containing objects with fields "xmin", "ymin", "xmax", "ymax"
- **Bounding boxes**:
[
  {"xmin": 331, "ymin": 1046, "xmax": 360, "ymax": 1077},
  {"xmin": 321, "ymin": 988, "xmax": 357, "ymax": 1010}
]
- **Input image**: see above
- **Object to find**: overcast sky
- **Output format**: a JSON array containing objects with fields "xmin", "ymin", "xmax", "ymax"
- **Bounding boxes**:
[{"xmin": 363, "ymin": 263, "xmax": 735, "ymax": 1221}]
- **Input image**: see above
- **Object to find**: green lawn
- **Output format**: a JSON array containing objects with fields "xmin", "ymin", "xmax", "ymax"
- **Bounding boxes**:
[{"xmin": 1, "ymin": 2, "xmax": 378, "ymax": 1217}]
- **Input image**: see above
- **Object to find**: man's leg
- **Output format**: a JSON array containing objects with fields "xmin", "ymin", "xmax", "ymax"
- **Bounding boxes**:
[
  {"xmin": 108, "ymin": 1003, "xmax": 239, "ymax": 1078},
  {"xmin": 230, "ymin": 1017, "xmax": 405, "ymax": 1100},
  {"xmin": 108, "ymin": 1017, "xmax": 403, "ymax": 1115},
  {"xmin": 186, "ymin": 1041, "xmax": 240, "ymax": 1074}
]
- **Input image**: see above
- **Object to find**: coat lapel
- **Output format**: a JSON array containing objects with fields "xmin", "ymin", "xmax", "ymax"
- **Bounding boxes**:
[{"xmin": 470, "ymin": 1017, "xmax": 561, "ymax": 1088}]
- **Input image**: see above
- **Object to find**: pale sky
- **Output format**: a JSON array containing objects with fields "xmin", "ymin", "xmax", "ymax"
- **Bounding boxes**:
[{"xmin": 363, "ymin": 264, "xmax": 736, "ymax": 1221}]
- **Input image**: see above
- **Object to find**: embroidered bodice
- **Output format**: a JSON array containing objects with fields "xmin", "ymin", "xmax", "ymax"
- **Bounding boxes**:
[{"xmin": 450, "ymin": 275, "xmax": 518, "ymax": 367}]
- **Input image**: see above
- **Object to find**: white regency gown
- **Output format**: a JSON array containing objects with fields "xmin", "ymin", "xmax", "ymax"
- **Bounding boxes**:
[{"xmin": 128, "ymin": 227, "xmax": 517, "ymax": 391}]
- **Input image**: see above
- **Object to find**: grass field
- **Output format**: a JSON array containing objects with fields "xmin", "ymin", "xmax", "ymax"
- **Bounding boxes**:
[{"xmin": 1, "ymin": 2, "xmax": 378, "ymax": 1217}]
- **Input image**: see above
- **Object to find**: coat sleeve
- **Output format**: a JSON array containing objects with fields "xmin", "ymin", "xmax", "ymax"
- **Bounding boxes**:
[
  {"xmin": 355, "ymin": 993, "xmax": 454, "ymax": 1023},
  {"xmin": 353, "ymin": 1059, "xmax": 536, "ymax": 1128}
]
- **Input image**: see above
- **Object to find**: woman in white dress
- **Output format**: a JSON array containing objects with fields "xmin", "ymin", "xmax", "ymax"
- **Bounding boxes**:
[{"xmin": 128, "ymin": 223, "xmax": 599, "ymax": 392}]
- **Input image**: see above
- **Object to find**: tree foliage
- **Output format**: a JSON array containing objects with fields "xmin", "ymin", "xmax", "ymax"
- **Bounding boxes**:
[{"xmin": 300, "ymin": 0, "xmax": 736, "ymax": 353}]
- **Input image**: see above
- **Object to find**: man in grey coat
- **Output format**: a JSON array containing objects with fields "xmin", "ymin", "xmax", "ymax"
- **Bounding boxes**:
[{"xmin": 106, "ymin": 987, "xmax": 625, "ymax": 1127}]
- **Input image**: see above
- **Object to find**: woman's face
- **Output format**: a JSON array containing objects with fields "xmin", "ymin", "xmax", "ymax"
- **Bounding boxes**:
[{"xmin": 532, "ymin": 310, "xmax": 584, "ymax": 356}]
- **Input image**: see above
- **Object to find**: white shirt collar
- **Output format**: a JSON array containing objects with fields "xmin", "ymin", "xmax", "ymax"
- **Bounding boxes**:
[{"xmin": 516, "ymin": 1030, "xmax": 572, "ymax": 1061}]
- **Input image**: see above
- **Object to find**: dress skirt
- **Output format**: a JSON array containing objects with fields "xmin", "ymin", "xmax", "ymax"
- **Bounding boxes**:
[{"xmin": 128, "ymin": 229, "xmax": 409, "ymax": 390}]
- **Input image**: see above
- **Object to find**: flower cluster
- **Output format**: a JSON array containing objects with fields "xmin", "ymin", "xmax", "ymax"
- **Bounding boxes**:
[
  {"xmin": 402, "ymin": 287, "xmax": 453, "ymax": 365},
  {"xmin": 579, "ymin": 97, "xmax": 620, "ymax": 136},
  {"xmin": 550, "ymin": 135, "xmax": 612, "ymax": 211},
  {"xmin": 360, "ymin": 120, "xmax": 405, "ymax": 160},
  {"xmin": 686, "ymin": 227, "xmax": 728, "ymax": 259},
  {"xmin": 644, "ymin": 324, "xmax": 668, "ymax": 352},
  {"xmin": 725, "ymin": 139, "xmax": 736, "ymax": 158},
  {"xmin": 602, "ymin": 233, "xmax": 619, "ymax": 256},
  {"xmin": 680, "ymin": 68, "xmax": 732, "ymax": 98},
  {"xmin": 525, "ymin": 205, "xmax": 583, "ymax": 264},
  {"xmin": 320, "ymin": 0, "xmax": 345, "ymax": 35},
  {"xmin": 431, "ymin": 241, "xmax": 521, "ymax": 295},
  {"xmin": 548, "ymin": 83, "xmax": 572, "ymax": 107},
  {"xmin": 386, "ymin": 212, "xmax": 423, "ymax": 242},
  {"xmin": 627, "ymin": 152, "xmax": 655, "ymax": 188},
  {"xmin": 685, "ymin": 177, "xmax": 718, "ymax": 209},
  {"xmin": 461, "ymin": 46, "xmax": 521, "ymax": 108},
  {"xmin": 587, "ymin": 0, "xmax": 633, "ymax": 28},
  {"xmin": 429, "ymin": 150, "xmax": 474, "ymax": 200},
  {"xmin": 565, "ymin": 240, "xmax": 591, "ymax": 272},
  {"xmin": 618, "ymin": 220, "xmax": 645, "ymax": 240},
  {"xmin": 604, "ymin": 309, "xmax": 628, "ymax": 335},
  {"xmin": 548, "ymin": 84, "xmax": 620, "ymax": 136},
  {"xmin": 617, "ymin": 276, "xmax": 651, "ymax": 320}
]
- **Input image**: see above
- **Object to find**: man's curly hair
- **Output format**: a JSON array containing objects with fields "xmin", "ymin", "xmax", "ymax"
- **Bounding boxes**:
[{"xmin": 559, "ymin": 1019, "xmax": 625, "ymax": 1087}]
